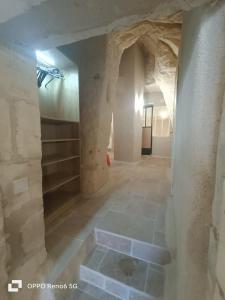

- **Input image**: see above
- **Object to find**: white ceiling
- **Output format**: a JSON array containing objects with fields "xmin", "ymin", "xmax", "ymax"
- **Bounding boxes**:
[
  {"xmin": 0, "ymin": 0, "xmax": 47, "ymax": 24},
  {"xmin": 0, "ymin": 0, "xmax": 211, "ymax": 50}
]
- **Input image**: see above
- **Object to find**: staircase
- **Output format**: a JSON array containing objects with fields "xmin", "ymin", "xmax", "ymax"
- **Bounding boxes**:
[{"xmin": 72, "ymin": 210, "xmax": 171, "ymax": 300}]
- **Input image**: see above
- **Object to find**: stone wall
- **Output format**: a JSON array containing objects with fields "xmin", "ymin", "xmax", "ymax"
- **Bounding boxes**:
[
  {"xmin": 112, "ymin": 20, "xmax": 181, "ymax": 124},
  {"xmin": 165, "ymin": 2, "xmax": 225, "ymax": 300},
  {"xmin": 207, "ymin": 90, "xmax": 225, "ymax": 300},
  {"xmin": 60, "ymin": 35, "xmax": 123, "ymax": 194},
  {"xmin": 114, "ymin": 44, "xmax": 145, "ymax": 162},
  {"xmin": 0, "ymin": 43, "xmax": 47, "ymax": 299},
  {"xmin": 60, "ymin": 18, "xmax": 181, "ymax": 193}
]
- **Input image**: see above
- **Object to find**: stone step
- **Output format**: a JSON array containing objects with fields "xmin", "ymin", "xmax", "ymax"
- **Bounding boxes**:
[
  {"xmin": 72, "ymin": 281, "xmax": 120, "ymax": 299},
  {"xmin": 95, "ymin": 211, "xmax": 171, "ymax": 266},
  {"xmin": 80, "ymin": 245, "xmax": 165, "ymax": 300}
]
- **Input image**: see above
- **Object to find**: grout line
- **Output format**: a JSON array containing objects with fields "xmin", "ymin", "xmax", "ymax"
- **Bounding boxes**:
[
  {"xmin": 144, "ymin": 264, "xmax": 151, "ymax": 293},
  {"xmin": 96, "ymin": 248, "xmax": 108, "ymax": 272},
  {"xmin": 96, "ymin": 241, "xmax": 130, "ymax": 257},
  {"xmin": 95, "ymin": 228, "xmax": 169, "ymax": 251},
  {"xmin": 130, "ymin": 239, "xmax": 134, "ymax": 257},
  {"xmin": 80, "ymin": 265, "xmax": 105, "ymax": 286},
  {"xmin": 95, "ymin": 243, "xmax": 169, "ymax": 269},
  {"xmin": 152, "ymin": 228, "xmax": 157, "ymax": 245}
]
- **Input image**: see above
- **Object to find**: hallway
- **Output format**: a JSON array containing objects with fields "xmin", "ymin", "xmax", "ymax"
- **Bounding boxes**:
[
  {"xmin": 45, "ymin": 157, "xmax": 171, "ymax": 299},
  {"xmin": 1, "ymin": 2, "xmax": 225, "ymax": 300}
]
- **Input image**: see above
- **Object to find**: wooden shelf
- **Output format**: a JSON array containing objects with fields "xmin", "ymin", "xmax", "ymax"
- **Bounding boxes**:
[
  {"xmin": 41, "ymin": 116, "xmax": 79, "ymax": 124},
  {"xmin": 41, "ymin": 116, "xmax": 81, "ymax": 221},
  {"xmin": 43, "ymin": 173, "xmax": 80, "ymax": 195},
  {"xmin": 42, "ymin": 138, "xmax": 80, "ymax": 143},
  {"xmin": 42, "ymin": 155, "xmax": 80, "ymax": 167}
]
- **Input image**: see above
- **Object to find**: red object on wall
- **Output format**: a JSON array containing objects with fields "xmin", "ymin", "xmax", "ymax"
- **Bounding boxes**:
[{"xmin": 106, "ymin": 153, "xmax": 111, "ymax": 166}]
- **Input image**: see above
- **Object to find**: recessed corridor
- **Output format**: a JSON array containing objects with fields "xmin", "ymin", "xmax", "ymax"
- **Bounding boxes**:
[
  {"xmin": 1, "ymin": 2, "xmax": 225, "ymax": 300},
  {"xmin": 45, "ymin": 157, "xmax": 171, "ymax": 299}
]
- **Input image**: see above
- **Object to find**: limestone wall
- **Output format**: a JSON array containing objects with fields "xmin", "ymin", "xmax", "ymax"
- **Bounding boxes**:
[
  {"xmin": 133, "ymin": 44, "xmax": 146, "ymax": 160},
  {"xmin": 60, "ymin": 17, "xmax": 181, "ymax": 193},
  {"xmin": 114, "ymin": 44, "xmax": 145, "ymax": 162},
  {"xmin": 114, "ymin": 46, "xmax": 136, "ymax": 162},
  {"xmin": 0, "ymin": 43, "xmax": 47, "ymax": 299},
  {"xmin": 165, "ymin": 2, "xmax": 225, "ymax": 300},
  {"xmin": 60, "ymin": 35, "xmax": 120, "ymax": 194},
  {"xmin": 207, "ymin": 91, "xmax": 225, "ymax": 300},
  {"xmin": 112, "ymin": 20, "xmax": 181, "ymax": 125}
]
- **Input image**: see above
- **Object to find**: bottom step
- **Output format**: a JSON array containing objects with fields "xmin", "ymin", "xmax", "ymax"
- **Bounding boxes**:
[
  {"xmin": 80, "ymin": 246, "xmax": 164, "ymax": 300},
  {"xmin": 72, "ymin": 281, "xmax": 119, "ymax": 300}
]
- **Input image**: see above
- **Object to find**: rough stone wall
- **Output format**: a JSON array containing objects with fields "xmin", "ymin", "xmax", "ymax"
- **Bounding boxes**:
[
  {"xmin": 112, "ymin": 20, "xmax": 181, "ymax": 123},
  {"xmin": 0, "ymin": 43, "xmax": 47, "ymax": 299},
  {"xmin": 114, "ymin": 46, "xmax": 136, "ymax": 162},
  {"xmin": 60, "ymin": 35, "xmax": 122, "ymax": 194},
  {"xmin": 77, "ymin": 36, "xmax": 111, "ymax": 194},
  {"xmin": 207, "ymin": 91, "xmax": 225, "ymax": 300},
  {"xmin": 0, "ymin": 197, "xmax": 8, "ymax": 300},
  {"xmin": 60, "ymin": 18, "xmax": 181, "ymax": 193},
  {"xmin": 166, "ymin": 2, "xmax": 225, "ymax": 300},
  {"xmin": 114, "ymin": 44, "xmax": 145, "ymax": 162}
]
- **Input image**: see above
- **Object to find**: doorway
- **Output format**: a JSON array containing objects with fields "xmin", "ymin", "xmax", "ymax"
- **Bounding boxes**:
[{"xmin": 142, "ymin": 104, "xmax": 153, "ymax": 155}]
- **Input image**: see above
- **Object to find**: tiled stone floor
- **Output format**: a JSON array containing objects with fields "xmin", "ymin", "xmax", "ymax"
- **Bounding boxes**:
[
  {"xmin": 45, "ymin": 157, "xmax": 171, "ymax": 299},
  {"xmin": 74, "ymin": 282, "xmax": 120, "ymax": 300},
  {"xmin": 79, "ymin": 246, "xmax": 165, "ymax": 299}
]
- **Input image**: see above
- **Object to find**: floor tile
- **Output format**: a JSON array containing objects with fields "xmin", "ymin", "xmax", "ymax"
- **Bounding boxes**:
[
  {"xmin": 96, "ymin": 230, "xmax": 131, "ymax": 255},
  {"xmin": 105, "ymin": 278, "xmax": 129, "ymax": 300},
  {"xmin": 97, "ymin": 211, "xmax": 154, "ymax": 244},
  {"xmin": 72, "ymin": 289, "xmax": 96, "ymax": 300},
  {"xmin": 99, "ymin": 250, "xmax": 148, "ymax": 291},
  {"xmin": 45, "ymin": 157, "xmax": 171, "ymax": 300},
  {"xmin": 78, "ymin": 281, "xmax": 120, "ymax": 300},
  {"xmin": 84, "ymin": 248, "xmax": 107, "ymax": 270},
  {"xmin": 80, "ymin": 266, "xmax": 105, "ymax": 289},
  {"xmin": 145, "ymin": 267, "xmax": 165, "ymax": 298},
  {"xmin": 132, "ymin": 240, "xmax": 171, "ymax": 265}
]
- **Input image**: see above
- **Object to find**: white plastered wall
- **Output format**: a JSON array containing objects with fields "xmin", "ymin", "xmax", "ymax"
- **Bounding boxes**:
[{"xmin": 166, "ymin": 3, "xmax": 225, "ymax": 300}]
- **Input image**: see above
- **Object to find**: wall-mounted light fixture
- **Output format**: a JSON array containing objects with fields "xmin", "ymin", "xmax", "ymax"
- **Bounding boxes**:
[
  {"xmin": 36, "ymin": 50, "xmax": 55, "ymax": 66},
  {"xmin": 35, "ymin": 50, "xmax": 64, "ymax": 88}
]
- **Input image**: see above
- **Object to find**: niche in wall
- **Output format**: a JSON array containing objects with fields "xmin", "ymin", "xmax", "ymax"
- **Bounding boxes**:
[{"xmin": 36, "ymin": 48, "xmax": 80, "ymax": 224}]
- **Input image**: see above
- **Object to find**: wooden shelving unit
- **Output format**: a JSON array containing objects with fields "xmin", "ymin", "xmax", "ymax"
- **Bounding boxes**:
[
  {"xmin": 41, "ymin": 116, "xmax": 80, "ymax": 220},
  {"xmin": 42, "ymin": 138, "xmax": 80, "ymax": 143}
]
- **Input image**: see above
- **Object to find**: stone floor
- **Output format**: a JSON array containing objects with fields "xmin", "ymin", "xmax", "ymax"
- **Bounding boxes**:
[
  {"xmin": 45, "ymin": 157, "xmax": 171, "ymax": 299},
  {"xmin": 81, "ymin": 246, "xmax": 165, "ymax": 297}
]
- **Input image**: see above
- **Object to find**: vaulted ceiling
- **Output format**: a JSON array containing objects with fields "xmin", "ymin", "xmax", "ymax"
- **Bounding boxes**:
[{"xmin": 0, "ymin": 0, "xmax": 211, "ymax": 50}]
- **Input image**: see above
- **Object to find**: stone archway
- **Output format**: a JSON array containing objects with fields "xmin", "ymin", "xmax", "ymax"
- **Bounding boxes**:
[{"xmin": 60, "ymin": 16, "xmax": 182, "ymax": 194}]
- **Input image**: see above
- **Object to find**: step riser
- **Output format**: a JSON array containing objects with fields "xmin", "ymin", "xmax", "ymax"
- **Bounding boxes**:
[
  {"xmin": 80, "ymin": 265, "xmax": 154, "ymax": 300},
  {"xmin": 95, "ymin": 229, "xmax": 171, "ymax": 266}
]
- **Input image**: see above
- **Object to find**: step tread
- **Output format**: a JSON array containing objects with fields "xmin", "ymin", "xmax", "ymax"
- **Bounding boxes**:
[
  {"xmin": 72, "ymin": 281, "xmax": 119, "ymax": 300},
  {"xmin": 80, "ymin": 246, "xmax": 164, "ymax": 299},
  {"xmin": 96, "ymin": 211, "xmax": 155, "ymax": 245},
  {"xmin": 95, "ymin": 227, "xmax": 171, "ymax": 266}
]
